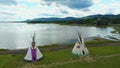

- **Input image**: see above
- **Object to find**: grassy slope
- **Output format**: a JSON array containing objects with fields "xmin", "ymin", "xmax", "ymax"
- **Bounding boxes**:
[
  {"xmin": 0, "ymin": 39, "xmax": 120, "ymax": 68},
  {"xmin": 53, "ymin": 56, "xmax": 120, "ymax": 68},
  {"xmin": 0, "ymin": 49, "xmax": 8, "ymax": 51},
  {"xmin": 0, "ymin": 46, "xmax": 120, "ymax": 68},
  {"xmin": 85, "ymin": 38, "xmax": 117, "ymax": 45},
  {"xmin": 111, "ymin": 24, "xmax": 120, "ymax": 33}
]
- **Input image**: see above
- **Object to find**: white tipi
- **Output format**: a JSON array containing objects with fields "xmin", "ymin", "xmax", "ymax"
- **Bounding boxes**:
[
  {"xmin": 72, "ymin": 33, "xmax": 89, "ymax": 56},
  {"xmin": 24, "ymin": 34, "xmax": 43, "ymax": 62}
]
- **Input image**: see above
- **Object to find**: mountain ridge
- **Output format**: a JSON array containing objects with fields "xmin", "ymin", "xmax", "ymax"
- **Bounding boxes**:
[{"xmin": 26, "ymin": 14, "xmax": 120, "ymax": 23}]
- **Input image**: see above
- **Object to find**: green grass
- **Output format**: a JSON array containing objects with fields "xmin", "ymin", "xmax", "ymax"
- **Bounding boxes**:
[
  {"xmin": 112, "ymin": 27, "xmax": 120, "ymax": 33},
  {"xmin": 34, "ymin": 49, "xmax": 79, "ymax": 65},
  {"xmin": 1, "ymin": 55, "xmax": 26, "ymax": 68},
  {"xmin": 89, "ymin": 46, "xmax": 120, "ymax": 56},
  {"xmin": 0, "ymin": 39, "xmax": 120, "ymax": 68},
  {"xmin": 38, "ymin": 38, "xmax": 118, "ymax": 49},
  {"xmin": 85, "ymin": 38, "xmax": 118, "ymax": 45},
  {"xmin": 111, "ymin": 25, "xmax": 120, "ymax": 33},
  {"xmin": 52, "ymin": 56, "xmax": 120, "ymax": 68},
  {"xmin": 0, "ymin": 54, "xmax": 13, "ymax": 67},
  {"xmin": 38, "ymin": 44, "xmax": 61, "ymax": 48},
  {"xmin": 0, "ymin": 45, "xmax": 120, "ymax": 68},
  {"xmin": 115, "ymin": 27, "xmax": 120, "ymax": 33},
  {"xmin": 0, "ymin": 49, "xmax": 8, "ymax": 52}
]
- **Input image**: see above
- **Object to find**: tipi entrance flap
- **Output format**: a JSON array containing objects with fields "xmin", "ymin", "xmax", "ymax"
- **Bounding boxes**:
[{"xmin": 72, "ymin": 33, "xmax": 89, "ymax": 56}]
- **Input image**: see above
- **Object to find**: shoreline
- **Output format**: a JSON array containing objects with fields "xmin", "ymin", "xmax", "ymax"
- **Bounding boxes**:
[
  {"xmin": 0, "ymin": 38, "xmax": 120, "ymax": 55},
  {"xmin": 0, "ymin": 38, "xmax": 120, "ymax": 68},
  {"xmin": 0, "ymin": 36, "xmax": 120, "ymax": 50}
]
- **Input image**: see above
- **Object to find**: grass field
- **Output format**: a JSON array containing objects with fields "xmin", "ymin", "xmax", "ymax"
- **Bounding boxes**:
[{"xmin": 0, "ymin": 39, "xmax": 120, "ymax": 68}]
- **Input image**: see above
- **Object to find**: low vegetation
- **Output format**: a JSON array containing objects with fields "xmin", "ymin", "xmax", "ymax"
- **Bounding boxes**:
[
  {"xmin": 111, "ymin": 24, "xmax": 120, "ymax": 33},
  {"xmin": 38, "ymin": 44, "xmax": 61, "ymax": 48},
  {"xmin": 114, "ymin": 27, "xmax": 120, "ymax": 33},
  {"xmin": 0, "ymin": 45, "xmax": 120, "ymax": 68},
  {"xmin": 85, "ymin": 38, "xmax": 116, "ymax": 45},
  {"xmin": 0, "ymin": 49, "xmax": 8, "ymax": 51},
  {"xmin": 27, "ymin": 14, "xmax": 120, "ymax": 26},
  {"xmin": 0, "ymin": 39, "xmax": 120, "ymax": 68}
]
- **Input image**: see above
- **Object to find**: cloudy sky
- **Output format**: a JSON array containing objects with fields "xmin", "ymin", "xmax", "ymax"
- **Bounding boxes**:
[{"xmin": 0, "ymin": 0, "xmax": 120, "ymax": 21}]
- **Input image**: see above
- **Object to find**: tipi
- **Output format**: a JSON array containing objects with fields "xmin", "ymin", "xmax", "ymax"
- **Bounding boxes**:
[
  {"xmin": 24, "ymin": 34, "xmax": 43, "ymax": 62},
  {"xmin": 72, "ymin": 33, "xmax": 89, "ymax": 56}
]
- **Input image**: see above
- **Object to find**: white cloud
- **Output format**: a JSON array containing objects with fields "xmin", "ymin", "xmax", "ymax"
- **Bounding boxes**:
[
  {"xmin": 93, "ymin": 0, "xmax": 101, "ymax": 4},
  {"xmin": 0, "ymin": 0, "xmax": 120, "ymax": 21},
  {"xmin": 88, "ymin": 1, "xmax": 120, "ymax": 16},
  {"xmin": 0, "ymin": 0, "xmax": 17, "ymax": 5},
  {"xmin": 0, "ymin": 0, "xmax": 65, "ymax": 20},
  {"xmin": 42, "ymin": 0, "xmax": 93, "ymax": 9}
]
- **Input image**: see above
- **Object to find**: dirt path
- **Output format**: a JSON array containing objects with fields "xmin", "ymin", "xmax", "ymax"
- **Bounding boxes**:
[
  {"xmin": 21, "ymin": 54, "xmax": 120, "ymax": 68},
  {"xmin": 45, "ymin": 54, "xmax": 120, "ymax": 68},
  {"xmin": 0, "ymin": 42, "xmax": 120, "ymax": 55}
]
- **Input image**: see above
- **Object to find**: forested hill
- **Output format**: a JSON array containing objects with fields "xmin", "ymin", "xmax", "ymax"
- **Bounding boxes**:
[
  {"xmin": 26, "ymin": 14, "xmax": 120, "ymax": 25},
  {"xmin": 83, "ymin": 14, "xmax": 120, "ymax": 19}
]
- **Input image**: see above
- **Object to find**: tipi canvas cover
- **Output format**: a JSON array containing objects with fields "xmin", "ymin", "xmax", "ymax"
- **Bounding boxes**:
[
  {"xmin": 72, "ymin": 33, "xmax": 89, "ymax": 56},
  {"xmin": 24, "ymin": 46, "xmax": 43, "ymax": 62},
  {"xmin": 24, "ymin": 34, "xmax": 43, "ymax": 62}
]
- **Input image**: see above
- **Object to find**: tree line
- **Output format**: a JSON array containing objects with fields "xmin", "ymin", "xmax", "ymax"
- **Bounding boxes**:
[{"xmin": 27, "ymin": 16, "xmax": 120, "ymax": 26}]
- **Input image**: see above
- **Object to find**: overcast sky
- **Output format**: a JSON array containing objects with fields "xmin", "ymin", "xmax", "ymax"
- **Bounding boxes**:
[{"xmin": 0, "ymin": 0, "xmax": 120, "ymax": 21}]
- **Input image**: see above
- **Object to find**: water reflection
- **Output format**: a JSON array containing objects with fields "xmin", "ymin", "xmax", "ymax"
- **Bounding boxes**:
[{"xmin": 0, "ymin": 23, "xmax": 119, "ymax": 49}]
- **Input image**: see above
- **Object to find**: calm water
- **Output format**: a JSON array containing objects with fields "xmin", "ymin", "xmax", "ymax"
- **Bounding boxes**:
[{"xmin": 0, "ymin": 23, "xmax": 119, "ymax": 49}]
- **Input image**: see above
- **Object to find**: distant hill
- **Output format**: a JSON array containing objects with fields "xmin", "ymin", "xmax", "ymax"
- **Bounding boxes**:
[
  {"xmin": 26, "ymin": 14, "xmax": 120, "ymax": 23},
  {"xmin": 83, "ymin": 14, "xmax": 120, "ymax": 19},
  {"xmin": 26, "ymin": 17, "xmax": 76, "ymax": 22}
]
